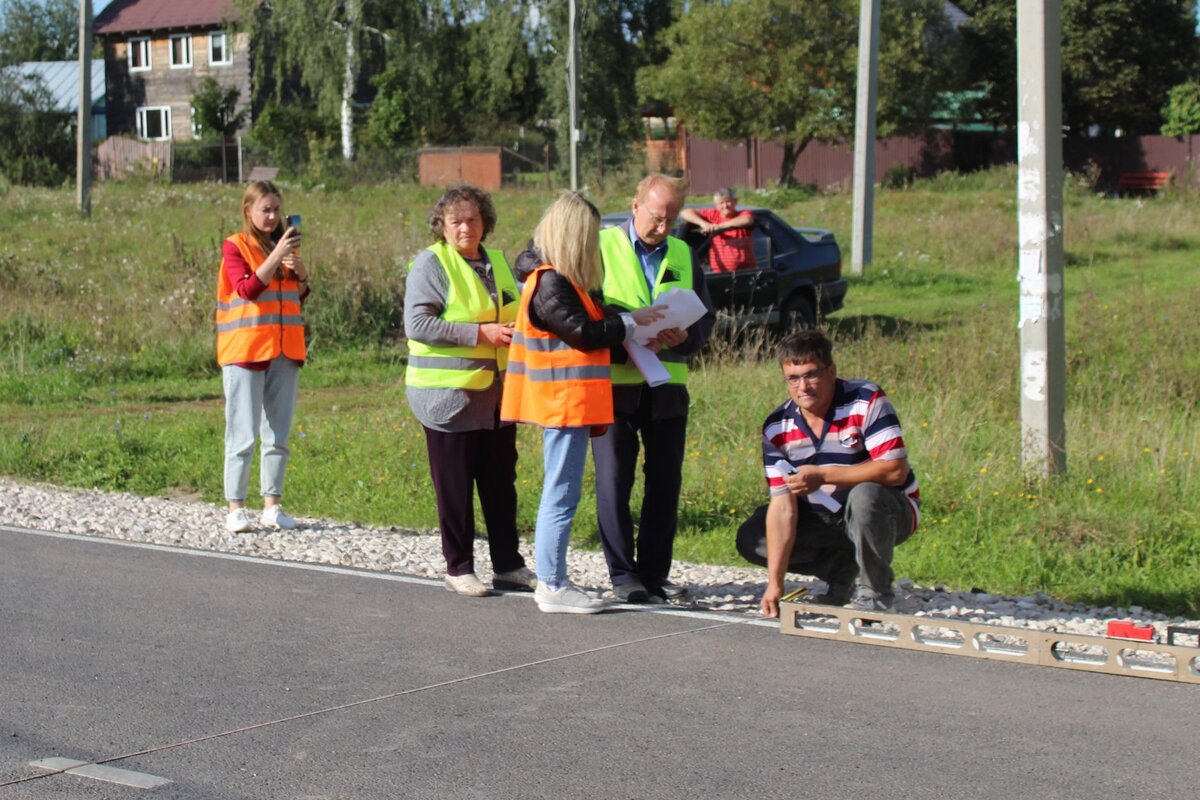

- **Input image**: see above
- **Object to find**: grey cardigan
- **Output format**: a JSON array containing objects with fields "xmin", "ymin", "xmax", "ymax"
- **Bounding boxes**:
[{"xmin": 403, "ymin": 247, "xmax": 508, "ymax": 432}]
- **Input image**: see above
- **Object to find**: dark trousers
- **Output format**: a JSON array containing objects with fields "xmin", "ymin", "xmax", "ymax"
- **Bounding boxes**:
[
  {"xmin": 422, "ymin": 424, "xmax": 525, "ymax": 577},
  {"xmin": 591, "ymin": 399, "xmax": 688, "ymax": 586},
  {"xmin": 735, "ymin": 483, "xmax": 913, "ymax": 596}
]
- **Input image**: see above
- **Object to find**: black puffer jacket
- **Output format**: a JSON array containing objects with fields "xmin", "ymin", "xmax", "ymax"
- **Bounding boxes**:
[{"xmin": 527, "ymin": 268, "xmax": 630, "ymax": 352}]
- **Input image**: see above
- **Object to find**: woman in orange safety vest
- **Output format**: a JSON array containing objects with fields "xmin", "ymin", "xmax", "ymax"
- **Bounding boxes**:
[
  {"xmin": 216, "ymin": 180, "xmax": 309, "ymax": 534},
  {"xmin": 502, "ymin": 192, "xmax": 663, "ymax": 614}
]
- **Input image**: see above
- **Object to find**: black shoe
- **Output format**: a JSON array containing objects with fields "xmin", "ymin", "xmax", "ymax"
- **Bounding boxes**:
[
  {"xmin": 612, "ymin": 580, "xmax": 650, "ymax": 603},
  {"xmin": 809, "ymin": 583, "xmax": 853, "ymax": 605},
  {"xmin": 646, "ymin": 579, "xmax": 689, "ymax": 601}
]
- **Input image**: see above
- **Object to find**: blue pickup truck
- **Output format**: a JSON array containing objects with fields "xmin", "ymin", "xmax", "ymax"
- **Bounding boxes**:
[{"xmin": 601, "ymin": 206, "xmax": 847, "ymax": 331}]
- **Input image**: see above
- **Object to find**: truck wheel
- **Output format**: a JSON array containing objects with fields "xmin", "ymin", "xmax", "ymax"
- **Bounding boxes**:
[{"xmin": 779, "ymin": 295, "xmax": 816, "ymax": 333}]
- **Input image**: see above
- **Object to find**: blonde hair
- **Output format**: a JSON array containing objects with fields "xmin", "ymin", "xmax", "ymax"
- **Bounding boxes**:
[
  {"xmin": 241, "ymin": 180, "xmax": 282, "ymax": 256},
  {"xmin": 533, "ymin": 191, "xmax": 603, "ymax": 292},
  {"xmin": 634, "ymin": 173, "xmax": 686, "ymax": 204}
]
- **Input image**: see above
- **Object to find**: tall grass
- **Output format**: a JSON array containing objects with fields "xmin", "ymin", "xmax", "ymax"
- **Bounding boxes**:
[{"xmin": 2, "ymin": 170, "xmax": 1198, "ymax": 613}]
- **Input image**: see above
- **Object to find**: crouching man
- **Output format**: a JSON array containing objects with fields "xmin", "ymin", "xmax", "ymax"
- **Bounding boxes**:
[{"xmin": 737, "ymin": 330, "xmax": 920, "ymax": 617}]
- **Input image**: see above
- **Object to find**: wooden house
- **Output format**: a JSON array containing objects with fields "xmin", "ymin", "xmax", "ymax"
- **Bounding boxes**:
[{"xmin": 95, "ymin": 0, "xmax": 250, "ymax": 142}]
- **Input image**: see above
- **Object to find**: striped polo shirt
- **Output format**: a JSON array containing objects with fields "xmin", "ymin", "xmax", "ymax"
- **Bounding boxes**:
[{"xmin": 761, "ymin": 378, "xmax": 920, "ymax": 529}]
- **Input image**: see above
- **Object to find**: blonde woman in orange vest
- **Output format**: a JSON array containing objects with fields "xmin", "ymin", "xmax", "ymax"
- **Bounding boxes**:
[
  {"xmin": 502, "ymin": 192, "xmax": 663, "ymax": 614},
  {"xmin": 216, "ymin": 180, "xmax": 309, "ymax": 533}
]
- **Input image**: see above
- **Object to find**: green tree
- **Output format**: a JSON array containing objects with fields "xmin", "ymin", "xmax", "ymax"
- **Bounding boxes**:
[
  {"xmin": 0, "ymin": 67, "xmax": 74, "ymax": 185},
  {"xmin": 957, "ymin": 0, "xmax": 1200, "ymax": 135},
  {"xmin": 191, "ymin": 77, "xmax": 247, "ymax": 140},
  {"xmin": 365, "ymin": 0, "xmax": 546, "ymax": 151},
  {"xmin": 239, "ymin": 0, "xmax": 395, "ymax": 161},
  {"xmin": 640, "ymin": 0, "xmax": 953, "ymax": 185},
  {"xmin": 1161, "ymin": 80, "xmax": 1200, "ymax": 162},
  {"xmin": 0, "ymin": 0, "xmax": 76, "ymax": 65},
  {"xmin": 538, "ymin": 0, "xmax": 675, "ymax": 174}
]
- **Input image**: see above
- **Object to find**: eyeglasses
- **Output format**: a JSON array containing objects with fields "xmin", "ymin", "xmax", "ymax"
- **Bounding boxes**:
[{"xmin": 784, "ymin": 367, "xmax": 828, "ymax": 387}]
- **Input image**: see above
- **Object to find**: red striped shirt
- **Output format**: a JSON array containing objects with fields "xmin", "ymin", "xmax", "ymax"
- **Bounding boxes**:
[{"xmin": 761, "ymin": 378, "xmax": 920, "ymax": 530}]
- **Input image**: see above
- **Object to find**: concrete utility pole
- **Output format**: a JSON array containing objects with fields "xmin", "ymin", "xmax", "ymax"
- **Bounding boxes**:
[
  {"xmin": 76, "ymin": 0, "xmax": 93, "ymax": 217},
  {"xmin": 568, "ymin": 0, "xmax": 578, "ymax": 190},
  {"xmin": 1016, "ymin": 1, "xmax": 1066, "ymax": 477},
  {"xmin": 850, "ymin": 0, "xmax": 880, "ymax": 276}
]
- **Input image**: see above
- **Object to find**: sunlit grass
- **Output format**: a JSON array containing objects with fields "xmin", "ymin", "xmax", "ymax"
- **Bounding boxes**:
[{"xmin": 2, "ymin": 169, "xmax": 1199, "ymax": 613}]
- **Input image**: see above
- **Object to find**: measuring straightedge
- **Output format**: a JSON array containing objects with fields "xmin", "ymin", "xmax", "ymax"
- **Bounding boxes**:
[{"xmin": 779, "ymin": 600, "xmax": 1200, "ymax": 685}]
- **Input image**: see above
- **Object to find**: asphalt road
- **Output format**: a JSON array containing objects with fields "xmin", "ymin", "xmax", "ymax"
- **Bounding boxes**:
[{"xmin": 1, "ymin": 527, "xmax": 1194, "ymax": 799}]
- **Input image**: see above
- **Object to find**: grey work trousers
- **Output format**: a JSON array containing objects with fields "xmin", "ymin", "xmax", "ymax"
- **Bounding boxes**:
[
  {"xmin": 223, "ymin": 359, "xmax": 300, "ymax": 502},
  {"xmin": 735, "ymin": 483, "xmax": 914, "ymax": 598}
]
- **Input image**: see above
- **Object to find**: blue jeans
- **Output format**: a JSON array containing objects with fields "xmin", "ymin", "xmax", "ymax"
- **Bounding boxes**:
[
  {"xmin": 223, "ymin": 359, "xmax": 301, "ymax": 502},
  {"xmin": 535, "ymin": 426, "xmax": 592, "ymax": 586}
]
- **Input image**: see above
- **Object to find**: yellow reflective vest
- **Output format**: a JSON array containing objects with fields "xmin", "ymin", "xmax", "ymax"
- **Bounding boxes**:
[
  {"xmin": 598, "ymin": 226, "xmax": 693, "ymax": 385},
  {"xmin": 405, "ymin": 241, "xmax": 519, "ymax": 391}
]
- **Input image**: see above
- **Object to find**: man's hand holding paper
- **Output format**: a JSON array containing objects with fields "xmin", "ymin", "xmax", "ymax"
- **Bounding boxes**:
[{"xmin": 632, "ymin": 287, "xmax": 707, "ymax": 345}]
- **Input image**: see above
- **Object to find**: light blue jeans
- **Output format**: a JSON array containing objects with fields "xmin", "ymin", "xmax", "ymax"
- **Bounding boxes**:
[
  {"xmin": 535, "ymin": 426, "xmax": 592, "ymax": 587},
  {"xmin": 223, "ymin": 359, "xmax": 300, "ymax": 502}
]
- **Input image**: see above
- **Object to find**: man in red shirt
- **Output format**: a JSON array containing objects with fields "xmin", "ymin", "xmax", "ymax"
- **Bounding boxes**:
[{"xmin": 679, "ymin": 187, "xmax": 756, "ymax": 272}]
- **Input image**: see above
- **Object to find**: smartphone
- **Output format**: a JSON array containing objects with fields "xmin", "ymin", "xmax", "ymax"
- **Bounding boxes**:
[{"xmin": 286, "ymin": 213, "xmax": 302, "ymax": 232}]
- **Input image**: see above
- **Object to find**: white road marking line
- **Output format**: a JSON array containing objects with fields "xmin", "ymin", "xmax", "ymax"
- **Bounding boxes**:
[
  {"xmin": 0, "ymin": 523, "xmax": 776, "ymax": 628},
  {"xmin": 29, "ymin": 758, "xmax": 172, "ymax": 789}
]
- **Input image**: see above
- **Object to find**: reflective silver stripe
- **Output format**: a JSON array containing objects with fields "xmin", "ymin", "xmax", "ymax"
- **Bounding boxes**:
[
  {"xmin": 217, "ymin": 291, "xmax": 302, "ymax": 312},
  {"xmin": 519, "ymin": 336, "xmax": 577, "ymax": 352},
  {"xmin": 506, "ymin": 361, "xmax": 526, "ymax": 375},
  {"xmin": 215, "ymin": 314, "xmax": 304, "ymax": 333},
  {"xmin": 408, "ymin": 356, "xmax": 497, "ymax": 371},
  {"xmin": 523, "ymin": 365, "xmax": 610, "ymax": 382}
]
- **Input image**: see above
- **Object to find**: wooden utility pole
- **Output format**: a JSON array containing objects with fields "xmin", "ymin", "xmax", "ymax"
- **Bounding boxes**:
[
  {"xmin": 1016, "ymin": 1, "xmax": 1066, "ymax": 477},
  {"xmin": 850, "ymin": 0, "xmax": 880, "ymax": 276},
  {"xmin": 568, "ymin": 0, "xmax": 578, "ymax": 190},
  {"xmin": 76, "ymin": 0, "xmax": 93, "ymax": 217}
]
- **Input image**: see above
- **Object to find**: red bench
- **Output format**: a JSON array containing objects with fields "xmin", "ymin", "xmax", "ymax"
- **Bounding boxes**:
[{"xmin": 1115, "ymin": 170, "xmax": 1171, "ymax": 195}]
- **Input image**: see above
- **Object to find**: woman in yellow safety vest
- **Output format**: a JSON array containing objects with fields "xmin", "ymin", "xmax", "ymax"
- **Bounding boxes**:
[
  {"xmin": 404, "ymin": 183, "xmax": 536, "ymax": 597},
  {"xmin": 216, "ymin": 180, "xmax": 309, "ymax": 534},
  {"xmin": 502, "ymin": 192, "xmax": 663, "ymax": 614}
]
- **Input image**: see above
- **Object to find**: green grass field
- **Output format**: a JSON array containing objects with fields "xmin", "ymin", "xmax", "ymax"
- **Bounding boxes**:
[{"xmin": 2, "ymin": 167, "xmax": 1197, "ymax": 613}]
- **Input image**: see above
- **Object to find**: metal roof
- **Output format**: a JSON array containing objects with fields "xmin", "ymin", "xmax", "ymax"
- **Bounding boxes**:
[
  {"xmin": 95, "ymin": 0, "xmax": 239, "ymax": 35},
  {"xmin": 14, "ymin": 60, "xmax": 106, "ymax": 111}
]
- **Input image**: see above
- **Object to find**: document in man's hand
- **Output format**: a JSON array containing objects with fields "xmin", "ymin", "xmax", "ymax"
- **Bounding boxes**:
[
  {"xmin": 633, "ymin": 287, "xmax": 707, "ymax": 345},
  {"xmin": 623, "ymin": 340, "xmax": 671, "ymax": 387}
]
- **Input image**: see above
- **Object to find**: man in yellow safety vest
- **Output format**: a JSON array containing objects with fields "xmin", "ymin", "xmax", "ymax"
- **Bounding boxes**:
[{"xmin": 592, "ymin": 173, "xmax": 716, "ymax": 603}]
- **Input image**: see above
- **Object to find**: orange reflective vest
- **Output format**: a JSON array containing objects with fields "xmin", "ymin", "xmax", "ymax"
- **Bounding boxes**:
[
  {"xmin": 215, "ymin": 233, "xmax": 306, "ymax": 366},
  {"xmin": 501, "ymin": 266, "xmax": 614, "ymax": 428}
]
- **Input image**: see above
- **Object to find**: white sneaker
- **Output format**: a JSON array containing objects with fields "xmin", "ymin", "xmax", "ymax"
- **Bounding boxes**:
[
  {"xmin": 261, "ymin": 505, "xmax": 296, "ymax": 530},
  {"xmin": 534, "ymin": 581, "xmax": 606, "ymax": 615},
  {"xmin": 492, "ymin": 566, "xmax": 538, "ymax": 591},
  {"xmin": 225, "ymin": 508, "xmax": 256, "ymax": 533},
  {"xmin": 445, "ymin": 573, "xmax": 491, "ymax": 597}
]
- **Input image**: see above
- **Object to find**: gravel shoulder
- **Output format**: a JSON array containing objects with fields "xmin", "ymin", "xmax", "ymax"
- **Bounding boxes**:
[{"xmin": 2, "ymin": 477, "xmax": 1196, "ymax": 638}]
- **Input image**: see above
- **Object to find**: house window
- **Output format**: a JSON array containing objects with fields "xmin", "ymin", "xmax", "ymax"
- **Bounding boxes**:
[
  {"xmin": 209, "ymin": 31, "xmax": 231, "ymax": 65},
  {"xmin": 136, "ymin": 106, "xmax": 172, "ymax": 140},
  {"xmin": 169, "ymin": 34, "xmax": 192, "ymax": 68},
  {"xmin": 128, "ymin": 37, "xmax": 151, "ymax": 71}
]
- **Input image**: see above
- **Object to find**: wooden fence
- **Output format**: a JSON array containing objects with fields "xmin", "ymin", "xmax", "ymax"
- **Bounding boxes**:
[{"xmin": 95, "ymin": 136, "xmax": 172, "ymax": 180}]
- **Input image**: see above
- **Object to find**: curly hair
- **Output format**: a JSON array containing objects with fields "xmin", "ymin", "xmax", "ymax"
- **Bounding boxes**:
[{"xmin": 427, "ymin": 182, "xmax": 497, "ymax": 243}]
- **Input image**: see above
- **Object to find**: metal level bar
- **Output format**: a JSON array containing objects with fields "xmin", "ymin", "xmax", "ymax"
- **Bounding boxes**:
[{"xmin": 779, "ymin": 601, "xmax": 1200, "ymax": 685}]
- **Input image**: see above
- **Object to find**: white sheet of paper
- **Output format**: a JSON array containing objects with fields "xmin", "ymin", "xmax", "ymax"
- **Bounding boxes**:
[
  {"xmin": 772, "ymin": 460, "xmax": 843, "ymax": 512},
  {"xmin": 633, "ymin": 287, "xmax": 708, "ymax": 345},
  {"xmin": 623, "ymin": 341, "xmax": 671, "ymax": 387}
]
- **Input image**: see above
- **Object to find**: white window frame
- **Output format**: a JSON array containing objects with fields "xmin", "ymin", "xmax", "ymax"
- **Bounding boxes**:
[
  {"xmin": 169, "ymin": 33, "xmax": 193, "ymax": 69},
  {"xmin": 128, "ymin": 37, "xmax": 151, "ymax": 72},
  {"xmin": 136, "ymin": 105, "xmax": 172, "ymax": 140},
  {"xmin": 209, "ymin": 30, "xmax": 231, "ymax": 66}
]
